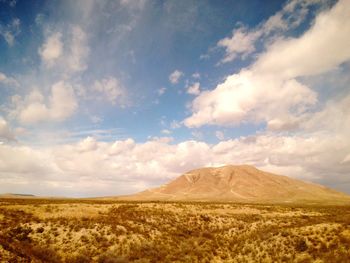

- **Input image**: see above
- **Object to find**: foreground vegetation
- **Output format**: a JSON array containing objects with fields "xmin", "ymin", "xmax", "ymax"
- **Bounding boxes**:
[{"xmin": 0, "ymin": 199, "xmax": 350, "ymax": 262}]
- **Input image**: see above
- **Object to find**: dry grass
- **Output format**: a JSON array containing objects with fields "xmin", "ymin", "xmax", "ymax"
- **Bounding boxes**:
[{"xmin": 0, "ymin": 198, "xmax": 350, "ymax": 262}]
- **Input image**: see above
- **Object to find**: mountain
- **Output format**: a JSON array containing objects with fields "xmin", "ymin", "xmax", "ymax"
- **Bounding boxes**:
[
  {"xmin": 121, "ymin": 165, "xmax": 350, "ymax": 203},
  {"xmin": 0, "ymin": 193, "xmax": 36, "ymax": 199},
  {"xmin": 0, "ymin": 193, "xmax": 64, "ymax": 199}
]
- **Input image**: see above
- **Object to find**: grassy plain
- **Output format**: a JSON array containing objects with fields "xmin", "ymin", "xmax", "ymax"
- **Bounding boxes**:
[{"xmin": 0, "ymin": 198, "xmax": 350, "ymax": 262}]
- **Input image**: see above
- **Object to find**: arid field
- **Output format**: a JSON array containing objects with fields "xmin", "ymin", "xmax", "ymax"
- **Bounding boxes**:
[{"xmin": 1, "ymin": 199, "xmax": 350, "ymax": 262}]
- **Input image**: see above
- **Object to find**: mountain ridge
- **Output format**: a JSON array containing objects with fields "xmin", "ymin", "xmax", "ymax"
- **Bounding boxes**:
[{"xmin": 119, "ymin": 165, "xmax": 350, "ymax": 203}]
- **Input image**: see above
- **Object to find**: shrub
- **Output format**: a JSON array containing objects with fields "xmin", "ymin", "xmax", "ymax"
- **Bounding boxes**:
[
  {"xmin": 36, "ymin": 226, "xmax": 45, "ymax": 233},
  {"xmin": 65, "ymin": 254, "xmax": 91, "ymax": 263},
  {"xmin": 295, "ymin": 238, "xmax": 308, "ymax": 252},
  {"xmin": 8, "ymin": 226, "xmax": 32, "ymax": 242},
  {"xmin": 31, "ymin": 246, "xmax": 62, "ymax": 263},
  {"xmin": 98, "ymin": 251, "xmax": 128, "ymax": 263}
]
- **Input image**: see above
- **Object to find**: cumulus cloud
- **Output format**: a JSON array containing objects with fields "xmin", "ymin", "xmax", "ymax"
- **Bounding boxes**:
[
  {"xmin": 0, "ymin": 137, "xmax": 212, "ymax": 196},
  {"xmin": 92, "ymin": 77, "xmax": 125, "ymax": 105},
  {"xmin": 1, "ymin": 121, "xmax": 349, "ymax": 196},
  {"xmin": 169, "ymin": 70, "xmax": 183, "ymax": 84},
  {"xmin": 77, "ymin": 136, "xmax": 98, "ymax": 152},
  {"xmin": 301, "ymin": 92, "xmax": 350, "ymax": 136},
  {"xmin": 38, "ymin": 32, "xmax": 63, "ymax": 66},
  {"xmin": 185, "ymin": 71, "xmax": 316, "ymax": 128},
  {"xmin": 12, "ymin": 81, "xmax": 77, "ymax": 125},
  {"xmin": 49, "ymin": 81, "xmax": 78, "ymax": 120},
  {"xmin": 2, "ymin": 77, "xmax": 350, "ymax": 196},
  {"xmin": 0, "ymin": 117, "xmax": 15, "ymax": 141},
  {"xmin": 39, "ymin": 26, "xmax": 89, "ymax": 74},
  {"xmin": 186, "ymin": 82, "xmax": 200, "ymax": 95},
  {"xmin": 1, "ymin": 0, "xmax": 349, "ymax": 197},
  {"xmin": 254, "ymin": 0, "xmax": 350, "ymax": 79},
  {"xmin": 217, "ymin": 0, "xmax": 329, "ymax": 63},
  {"xmin": 217, "ymin": 27, "xmax": 259, "ymax": 63},
  {"xmin": 0, "ymin": 144, "xmax": 55, "ymax": 176},
  {"xmin": 185, "ymin": 0, "xmax": 350, "ymax": 129}
]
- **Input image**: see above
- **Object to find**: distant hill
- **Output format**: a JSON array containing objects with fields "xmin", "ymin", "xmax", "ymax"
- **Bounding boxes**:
[
  {"xmin": 0, "ymin": 193, "xmax": 36, "ymax": 199},
  {"xmin": 0, "ymin": 193, "xmax": 68, "ymax": 199},
  {"xmin": 120, "ymin": 165, "xmax": 350, "ymax": 203}
]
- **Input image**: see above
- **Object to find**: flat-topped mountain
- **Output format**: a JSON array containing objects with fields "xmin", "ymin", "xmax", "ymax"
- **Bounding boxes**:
[{"xmin": 122, "ymin": 165, "xmax": 350, "ymax": 203}]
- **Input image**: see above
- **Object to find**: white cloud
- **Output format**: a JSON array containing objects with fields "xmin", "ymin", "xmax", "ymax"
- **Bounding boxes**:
[
  {"xmin": 341, "ymin": 154, "xmax": 350, "ymax": 164},
  {"xmin": 217, "ymin": 27, "xmax": 259, "ymax": 63},
  {"xmin": 157, "ymin": 87, "xmax": 166, "ymax": 96},
  {"xmin": 109, "ymin": 138, "xmax": 135, "ymax": 156},
  {"xmin": 90, "ymin": 115, "xmax": 103, "ymax": 124},
  {"xmin": 185, "ymin": 71, "xmax": 317, "ymax": 128},
  {"xmin": 217, "ymin": 0, "xmax": 327, "ymax": 63},
  {"xmin": 254, "ymin": 0, "xmax": 350, "ymax": 79},
  {"xmin": 161, "ymin": 129, "xmax": 172, "ymax": 135},
  {"xmin": 301, "ymin": 91, "xmax": 350, "ymax": 136},
  {"xmin": 192, "ymin": 72, "xmax": 200, "ymax": 79},
  {"xmin": 39, "ymin": 26, "xmax": 89, "ymax": 74},
  {"xmin": 191, "ymin": 130, "xmax": 203, "ymax": 140},
  {"xmin": 0, "ymin": 144, "xmax": 56, "ymax": 176},
  {"xmin": 199, "ymin": 54, "xmax": 210, "ymax": 60},
  {"xmin": 120, "ymin": 0, "xmax": 146, "ymax": 10},
  {"xmin": 187, "ymin": 82, "xmax": 200, "ymax": 95},
  {"xmin": 170, "ymin": 120, "xmax": 181, "ymax": 129},
  {"xmin": 215, "ymin": 131, "xmax": 224, "ymax": 140},
  {"xmin": 92, "ymin": 77, "xmax": 125, "ymax": 105},
  {"xmin": 169, "ymin": 70, "xmax": 183, "ymax": 84},
  {"xmin": 49, "ymin": 81, "xmax": 78, "ymax": 121},
  {"xmin": 77, "ymin": 136, "xmax": 98, "ymax": 152},
  {"xmin": 0, "ymin": 18, "xmax": 20, "ymax": 46},
  {"xmin": 66, "ymin": 26, "xmax": 89, "ymax": 73},
  {"xmin": 35, "ymin": 14, "xmax": 45, "ymax": 25},
  {"xmin": 0, "ymin": 72, "xmax": 18, "ymax": 87},
  {"xmin": 18, "ymin": 102, "xmax": 49, "ymax": 124},
  {"xmin": 1, "ymin": 124, "xmax": 349, "ymax": 196},
  {"xmin": 185, "ymin": 0, "xmax": 350, "ymax": 129},
  {"xmin": 13, "ymin": 81, "xmax": 77, "ymax": 125},
  {"xmin": 1, "ymin": 0, "xmax": 349, "ymax": 197},
  {"xmin": 38, "ymin": 32, "xmax": 63, "ymax": 66},
  {"xmin": 0, "ymin": 117, "xmax": 15, "ymax": 141}
]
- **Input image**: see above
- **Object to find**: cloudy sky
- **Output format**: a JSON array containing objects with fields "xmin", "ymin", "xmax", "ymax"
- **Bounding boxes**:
[{"xmin": 0, "ymin": 0, "xmax": 349, "ymax": 197}]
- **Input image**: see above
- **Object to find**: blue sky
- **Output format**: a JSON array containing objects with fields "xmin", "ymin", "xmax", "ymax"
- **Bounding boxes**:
[{"xmin": 0, "ymin": 0, "xmax": 350, "ymax": 197}]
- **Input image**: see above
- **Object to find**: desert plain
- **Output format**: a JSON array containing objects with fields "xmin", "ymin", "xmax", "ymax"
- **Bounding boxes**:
[{"xmin": 1, "ymin": 198, "xmax": 350, "ymax": 262}]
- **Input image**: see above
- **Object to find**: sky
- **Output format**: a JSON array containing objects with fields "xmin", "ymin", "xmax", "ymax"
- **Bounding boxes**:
[{"xmin": 0, "ymin": 0, "xmax": 349, "ymax": 197}]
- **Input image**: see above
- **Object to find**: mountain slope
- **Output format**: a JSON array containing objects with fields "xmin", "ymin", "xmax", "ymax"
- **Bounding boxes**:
[{"xmin": 122, "ymin": 165, "xmax": 350, "ymax": 203}]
